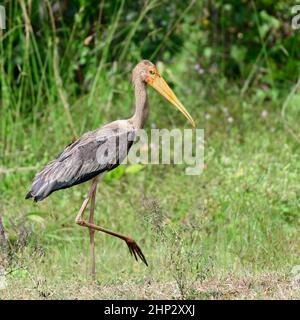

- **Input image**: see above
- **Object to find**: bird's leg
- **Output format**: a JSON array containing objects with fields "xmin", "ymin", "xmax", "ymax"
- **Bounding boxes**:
[
  {"xmin": 89, "ymin": 180, "xmax": 97, "ymax": 281},
  {"xmin": 75, "ymin": 181, "xmax": 148, "ymax": 266},
  {"xmin": 77, "ymin": 219, "xmax": 148, "ymax": 267},
  {"xmin": 75, "ymin": 176, "xmax": 99, "ymax": 280},
  {"xmin": 75, "ymin": 177, "xmax": 99, "ymax": 222}
]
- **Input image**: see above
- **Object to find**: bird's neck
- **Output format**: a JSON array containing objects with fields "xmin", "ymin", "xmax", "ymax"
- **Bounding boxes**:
[{"xmin": 130, "ymin": 79, "xmax": 149, "ymax": 129}]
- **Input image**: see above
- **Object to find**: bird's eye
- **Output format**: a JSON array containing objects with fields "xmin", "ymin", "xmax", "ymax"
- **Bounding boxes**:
[{"xmin": 149, "ymin": 70, "xmax": 155, "ymax": 76}]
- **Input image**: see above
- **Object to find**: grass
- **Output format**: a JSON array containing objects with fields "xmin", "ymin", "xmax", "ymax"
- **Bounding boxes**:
[
  {"xmin": 1, "ymin": 91, "xmax": 300, "ymax": 299},
  {"xmin": 1, "ymin": 0, "xmax": 300, "ymax": 300}
]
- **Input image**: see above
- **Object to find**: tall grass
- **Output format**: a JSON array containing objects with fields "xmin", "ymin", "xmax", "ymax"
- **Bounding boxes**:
[
  {"xmin": 0, "ymin": 1, "xmax": 300, "ymax": 299},
  {"xmin": 0, "ymin": 0, "xmax": 200, "ymax": 165}
]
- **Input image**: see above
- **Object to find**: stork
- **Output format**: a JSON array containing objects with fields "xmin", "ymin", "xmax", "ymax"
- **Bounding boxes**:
[{"xmin": 26, "ymin": 60, "xmax": 195, "ymax": 279}]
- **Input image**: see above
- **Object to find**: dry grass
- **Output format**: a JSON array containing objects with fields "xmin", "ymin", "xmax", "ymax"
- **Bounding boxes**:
[{"xmin": 1, "ymin": 272, "xmax": 299, "ymax": 300}]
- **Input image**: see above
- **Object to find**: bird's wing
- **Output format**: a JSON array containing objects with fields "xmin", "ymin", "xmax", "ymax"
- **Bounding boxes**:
[{"xmin": 26, "ymin": 125, "xmax": 136, "ymax": 201}]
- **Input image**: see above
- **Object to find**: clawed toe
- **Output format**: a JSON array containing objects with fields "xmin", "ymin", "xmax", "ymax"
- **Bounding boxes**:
[{"xmin": 125, "ymin": 239, "xmax": 148, "ymax": 266}]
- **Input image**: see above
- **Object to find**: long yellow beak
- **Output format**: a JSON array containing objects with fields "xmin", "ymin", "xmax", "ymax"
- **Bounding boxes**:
[{"xmin": 149, "ymin": 74, "xmax": 195, "ymax": 127}]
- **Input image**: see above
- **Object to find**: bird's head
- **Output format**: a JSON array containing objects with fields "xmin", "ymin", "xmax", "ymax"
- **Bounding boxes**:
[{"xmin": 132, "ymin": 60, "xmax": 195, "ymax": 127}]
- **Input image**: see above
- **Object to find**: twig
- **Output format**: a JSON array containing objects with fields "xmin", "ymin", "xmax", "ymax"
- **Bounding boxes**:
[
  {"xmin": 281, "ymin": 76, "xmax": 300, "ymax": 145},
  {"xmin": 46, "ymin": 0, "xmax": 77, "ymax": 138},
  {"xmin": 105, "ymin": 61, "xmax": 118, "ymax": 113},
  {"xmin": 0, "ymin": 215, "xmax": 9, "ymax": 257},
  {"xmin": 18, "ymin": 0, "xmax": 32, "ymax": 50},
  {"xmin": 240, "ymin": 49, "xmax": 263, "ymax": 97},
  {"xmin": 150, "ymin": 0, "xmax": 196, "ymax": 60},
  {"xmin": 0, "ymin": 166, "xmax": 38, "ymax": 175}
]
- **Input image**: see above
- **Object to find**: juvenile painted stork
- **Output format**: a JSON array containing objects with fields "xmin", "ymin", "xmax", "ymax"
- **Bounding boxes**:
[{"xmin": 26, "ymin": 60, "xmax": 195, "ymax": 279}]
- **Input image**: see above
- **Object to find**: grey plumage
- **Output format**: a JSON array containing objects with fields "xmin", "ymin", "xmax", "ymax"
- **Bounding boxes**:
[
  {"xmin": 26, "ymin": 61, "xmax": 156, "ymax": 203},
  {"xmin": 25, "ymin": 60, "xmax": 194, "ymax": 271},
  {"xmin": 26, "ymin": 121, "xmax": 136, "ymax": 202}
]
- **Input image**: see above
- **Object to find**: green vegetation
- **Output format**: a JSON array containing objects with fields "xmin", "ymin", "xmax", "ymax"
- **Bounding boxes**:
[{"xmin": 0, "ymin": 0, "xmax": 300, "ymax": 299}]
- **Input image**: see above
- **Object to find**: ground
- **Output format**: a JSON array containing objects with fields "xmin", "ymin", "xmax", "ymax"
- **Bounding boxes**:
[
  {"xmin": 0, "ymin": 93, "xmax": 300, "ymax": 299},
  {"xmin": 1, "ymin": 273, "xmax": 299, "ymax": 299}
]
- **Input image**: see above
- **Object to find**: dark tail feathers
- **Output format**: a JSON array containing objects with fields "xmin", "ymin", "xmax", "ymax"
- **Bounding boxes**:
[{"xmin": 25, "ymin": 190, "xmax": 47, "ymax": 202}]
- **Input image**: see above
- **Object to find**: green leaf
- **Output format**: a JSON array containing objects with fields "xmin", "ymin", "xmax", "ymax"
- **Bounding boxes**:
[
  {"xmin": 27, "ymin": 214, "xmax": 46, "ymax": 225},
  {"xmin": 230, "ymin": 45, "xmax": 247, "ymax": 64},
  {"xmin": 10, "ymin": 269, "xmax": 29, "ymax": 279},
  {"xmin": 104, "ymin": 165, "xmax": 125, "ymax": 182},
  {"xmin": 125, "ymin": 164, "xmax": 145, "ymax": 174}
]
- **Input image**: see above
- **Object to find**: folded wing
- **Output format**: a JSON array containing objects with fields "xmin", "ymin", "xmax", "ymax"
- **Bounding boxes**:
[{"xmin": 26, "ymin": 125, "xmax": 135, "ymax": 201}]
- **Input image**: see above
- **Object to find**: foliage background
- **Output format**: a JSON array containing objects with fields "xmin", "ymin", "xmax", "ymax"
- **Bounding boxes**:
[{"xmin": 0, "ymin": 0, "xmax": 300, "ymax": 299}]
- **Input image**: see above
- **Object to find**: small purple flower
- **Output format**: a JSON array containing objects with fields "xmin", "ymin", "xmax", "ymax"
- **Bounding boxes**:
[
  {"xmin": 194, "ymin": 63, "xmax": 205, "ymax": 75},
  {"xmin": 194, "ymin": 64, "xmax": 201, "ymax": 71}
]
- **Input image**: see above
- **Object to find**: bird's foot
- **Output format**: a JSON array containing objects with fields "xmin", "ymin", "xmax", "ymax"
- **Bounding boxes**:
[
  {"xmin": 75, "ymin": 218, "xmax": 85, "ymax": 226},
  {"xmin": 125, "ymin": 238, "xmax": 148, "ymax": 266}
]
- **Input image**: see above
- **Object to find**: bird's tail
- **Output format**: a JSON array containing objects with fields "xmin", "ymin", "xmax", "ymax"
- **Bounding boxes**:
[
  {"xmin": 25, "ymin": 189, "xmax": 47, "ymax": 202},
  {"xmin": 25, "ymin": 177, "xmax": 55, "ymax": 202},
  {"xmin": 25, "ymin": 191, "xmax": 32, "ymax": 200}
]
